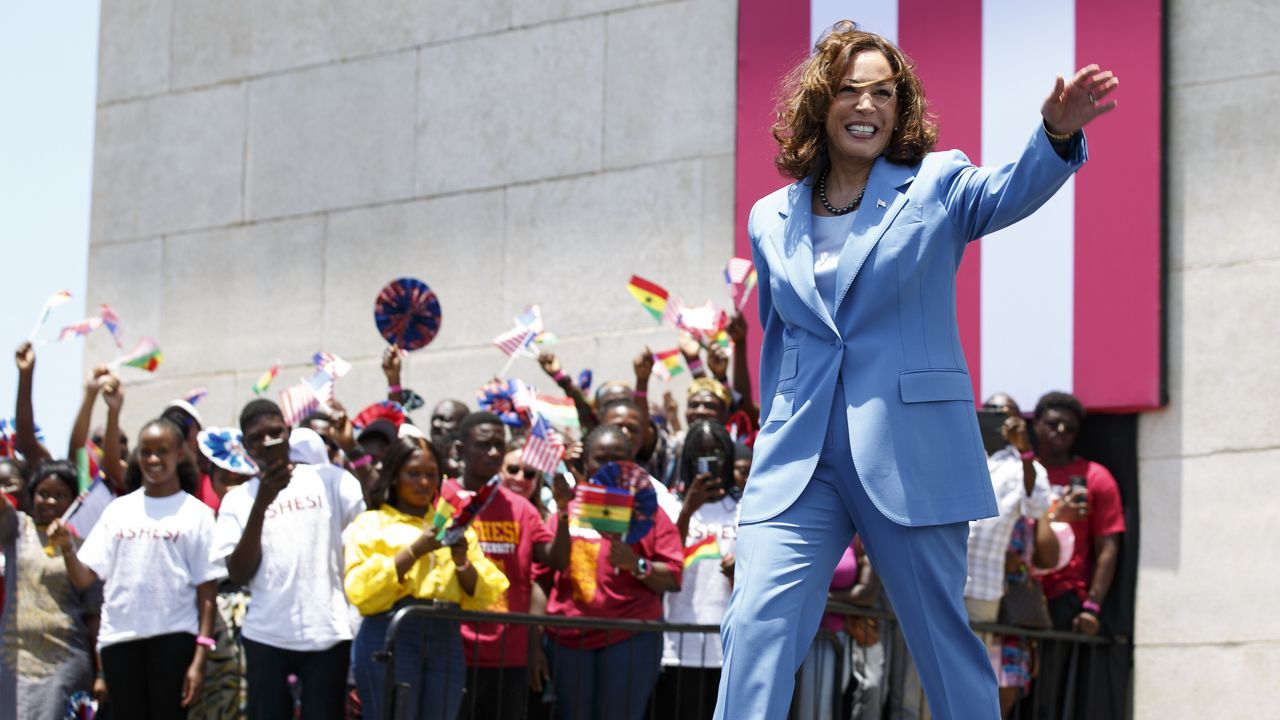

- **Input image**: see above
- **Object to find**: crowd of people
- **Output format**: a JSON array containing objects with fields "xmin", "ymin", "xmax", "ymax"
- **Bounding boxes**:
[{"xmin": 0, "ymin": 313, "xmax": 1125, "ymax": 720}]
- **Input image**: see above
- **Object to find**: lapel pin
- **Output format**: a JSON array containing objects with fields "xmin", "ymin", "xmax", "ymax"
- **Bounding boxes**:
[{"xmin": 876, "ymin": 198, "xmax": 887, "ymax": 209}]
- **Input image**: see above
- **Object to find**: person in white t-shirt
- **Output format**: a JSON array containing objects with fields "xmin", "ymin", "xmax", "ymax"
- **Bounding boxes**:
[
  {"xmin": 655, "ymin": 420, "xmax": 742, "ymax": 720},
  {"xmin": 50, "ymin": 417, "xmax": 223, "ymax": 720},
  {"xmin": 214, "ymin": 399, "xmax": 364, "ymax": 720}
]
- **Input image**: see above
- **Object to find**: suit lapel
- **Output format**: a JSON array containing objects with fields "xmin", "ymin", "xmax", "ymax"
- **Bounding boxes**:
[
  {"xmin": 770, "ymin": 181, "xmax": 839, "ymax": 335},
  {"xmin": 832, "ymin": 158, "xmax": 917, "ymax": 313}
]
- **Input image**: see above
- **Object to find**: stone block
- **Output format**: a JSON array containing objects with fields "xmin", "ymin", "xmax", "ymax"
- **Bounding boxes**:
[
  {"xmin": 90, "ymin": 84, "xmax": 245, "ymax": 242},
  {"xmin": 1168, "ymin": 0, "xmax": 1280, "ymax": 86},
  {"xmin": 603, "ymin": 0, "xmax": 737, "ymax": 168},
  {"xmin": 246, "ymin": 52, "xmax": 417, "ymax": 219},
  {"xmin": 170, "ymin": 0, "xmax": 253, "ymax": 90},
  {"xmin": 1133, "ymin": 642, "xmax": 1280, "ymax": 719},
  {"xmin": 1138, "ymin": 259, "xmax": 1280, "ymax": 459},
  {"xmin": 244, "ymin": 0, "xmax": 333, "ymax": 76},
  {"xmin": 699, "ymin": 154, "xmax": 738, "ymax": 296},
  {"xmin": 512, "ymin": 0, "xmax": 640, "ymax": 26},
  {"xmin": 158, "ymin": 217, "xmax": 326, "ymax": 377},
  {"xmin": 504, "ymin": 160, "xmax": 709, "ymax": 338},
  {"xmin": 321, "ymin": 190, "xmax": 506, "ymax": 359},
  {"xmin": 1135, "ymin": 449, "xmax": 1280, "ymax": 646},
  {"xmin": 1167, "ymin": 76, "xmax": 1280, "ymax": 271},
  {"xmin": 416, "ymin": 18, "xmax": 604, "ymax": 195},
  {"xmin": 84, "ymin": 239, "xmax": 163, "ymax": 365},
  {"xmin": 97, "ymin": 0, "xmax": 172, "ymax": 103}
]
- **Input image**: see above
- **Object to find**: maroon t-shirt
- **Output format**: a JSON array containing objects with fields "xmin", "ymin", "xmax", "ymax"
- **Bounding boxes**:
[{"xmin": 1040, "ymin": 458, "xmax": 1126, "ymax": 601}]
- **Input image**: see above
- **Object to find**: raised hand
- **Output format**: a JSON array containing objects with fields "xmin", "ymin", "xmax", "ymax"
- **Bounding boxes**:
[
  {"xmin": 538, "ymin": 351, "xmax": 562, "ymax": 378},
  {"xmin": 101, "ymin": 372, "xmax": 125, "ymax": 413},
  {"xmin": 47, "ymin": 519, "xmax": 74, "ymax": 551},
  {"xmin": 633, "ymin": 347, "xmax": 655, "ymax": 385},
  {"xmin": 1042, "ymin": 64, "xmax": 1118, "ymax": 135},
  {"xmin": 382, "ymin": 346, "xmax": 402, "ymax": 386},
  {"xmin": 14, "ymin": 342, "xmax": 34, "ymax": 373}
]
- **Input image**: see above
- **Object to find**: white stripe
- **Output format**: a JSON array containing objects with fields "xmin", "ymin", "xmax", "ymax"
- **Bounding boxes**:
[
  {"xmin": 810, "ymin": 0, "xmax": 898, "ymax": 49},
  {"xmin": 979, "ymin": 0, "xmax": 1075, "ymax": 409}
]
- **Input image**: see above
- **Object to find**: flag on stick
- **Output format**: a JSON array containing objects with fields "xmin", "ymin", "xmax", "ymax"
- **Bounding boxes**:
[
  {"xmin": 522, "ymin": 414, "xmax": 565, "ymax": 474},
  {"xmin": 98, "ymin": 304, "xmax": 125, "ymax": 348},
  {"xmin": 312, "ymin": 351, "xmax": 352, "ymax": 380},
  {"xmin": 113, "ymin": 337, "xmax": 163, "ymax": 372},
  {"xmin": 724, "ymin": 257, "xmax": 758, "ymax": 310},
  {"xmin": 651, "ymin": 349, "xmax": 684, "ymax": 382},
  {"xmin": 279, "ymin": 382, "xmax": 318, "ymax": 427},
  {"xmin": 571, "ymin": 484, "xmax": 634, "ymax": 535},
  {"xmin": 626, "ymin": 276, "xmax": 670, "ymax": 323},
  {"xmin": 252, "ymin": 364, "xmax": 280, "ymax": 395},
  {"xmin": 28, "ymin": 290, "xmax": 72, "ymax": 342},
  {"xmin": 56, "ymin": 317, "xmax": 104, "ymax": 342}
]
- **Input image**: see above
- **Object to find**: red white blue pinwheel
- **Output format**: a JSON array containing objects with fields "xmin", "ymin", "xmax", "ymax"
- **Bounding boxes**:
[{"xmin": 374, "ymin": 278, "xmax": 442, "ymax": 351}]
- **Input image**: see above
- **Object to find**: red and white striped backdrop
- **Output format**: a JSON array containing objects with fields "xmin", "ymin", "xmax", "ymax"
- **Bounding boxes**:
[{"xmin": 736, "ymin": 0, "xmax": 1163, "ymax": 413}]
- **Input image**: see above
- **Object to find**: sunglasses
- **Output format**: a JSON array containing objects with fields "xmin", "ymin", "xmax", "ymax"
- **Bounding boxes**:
[{"xmin": 505, "ymin": 465, "xmax": 541, "ymax": 480}]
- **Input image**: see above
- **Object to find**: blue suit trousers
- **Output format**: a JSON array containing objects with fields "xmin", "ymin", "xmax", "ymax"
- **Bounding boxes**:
[{"xmin": 715, "ymin": 386, "xmax": 999, "ymax": 720}]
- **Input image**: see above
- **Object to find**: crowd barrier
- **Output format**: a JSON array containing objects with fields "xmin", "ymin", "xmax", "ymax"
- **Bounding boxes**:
[{"xmin": 373, "ymin": 602, "xmax": 1131, "ymax": 720}]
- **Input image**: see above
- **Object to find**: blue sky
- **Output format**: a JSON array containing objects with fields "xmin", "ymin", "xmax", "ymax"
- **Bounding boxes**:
[{"xmin": 0, "ymin": 2, "xmax": 100, "ymax": 456}]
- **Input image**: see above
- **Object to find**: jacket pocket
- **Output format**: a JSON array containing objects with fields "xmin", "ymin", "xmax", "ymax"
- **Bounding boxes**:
[
  {"xmin": 898, "ymin": 369, "xmax": 973, "ymax": 403},
  {"xmin": 778, "ymin": 346, "xmax": 799, "ymax": 382},
  {"xmin": 765, "ymin": 392, "xmax": 794, "ymax": 423}
]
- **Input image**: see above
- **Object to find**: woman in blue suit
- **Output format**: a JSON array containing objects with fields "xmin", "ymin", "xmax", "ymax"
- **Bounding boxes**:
[{"xmin": 714, "ymin": 21, "xmax": 1118, "ymax": 720}]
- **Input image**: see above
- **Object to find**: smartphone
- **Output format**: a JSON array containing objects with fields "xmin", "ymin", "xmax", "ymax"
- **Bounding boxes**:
[
  {"xmin": 976, "ymin": 409, "xmax": 1008, "ymax": 455},
  {"xmin": 1068, "ymin": 475, "xmax": 1088, "ymax": 506},
  {"xmin": 261, "ymin": 435, "xmax": 290, "ymax": 469},
  {"xmin": 696, "ymin": 456, "xmax": 722, "ymax": 477}
]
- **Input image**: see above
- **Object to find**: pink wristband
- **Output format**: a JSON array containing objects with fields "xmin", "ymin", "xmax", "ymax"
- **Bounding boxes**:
[
  {"xmin": 1081, "ymin": 600, "xmax": 1101, "ymax": 614},
  {"xmin": 687, "ymin": 357, "xmax": 704, "ymax": 373},
  {"xmin": 553, "ymin": 370, "xmax": 568, "ymax": 383},
  {"xmin": 388, "ymin": 384, "xmax": 402, "ymax": 394},
  {"xmin": 350, "ymin": 454, "xmax": 373, "ymax": 469},
  {"xmin": 633, "ymin": 390, "xmax": 648, "ymax": 399},
  {"xmin": 1020, "ymin": 450, "xmax": 1036, "ymax": 461},
  {"xmin": 196, "ymin": 635, "xmax": 216, "ymax": 651}
]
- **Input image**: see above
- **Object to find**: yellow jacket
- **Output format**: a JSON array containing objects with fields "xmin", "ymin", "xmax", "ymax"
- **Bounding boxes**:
[{"xmin": 344, "ymin": 504, "xmax": 509, "ymax": 616}]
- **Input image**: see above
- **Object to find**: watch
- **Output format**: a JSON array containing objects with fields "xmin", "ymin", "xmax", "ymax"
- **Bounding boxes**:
[{"xmin": 633, "ymin": 557, "xmax": 651, "ymax": 579}]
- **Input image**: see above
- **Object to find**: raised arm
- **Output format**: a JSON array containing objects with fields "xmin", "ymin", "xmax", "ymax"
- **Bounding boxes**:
[
  {"xmin": 101, "ymin": 376, "xmax": 126, "ymax": 492},
  {"xmin": 14, "ymin": 342, "xmax": 51, "ymax": 464},
  {"xmin": 68, "ymin": 366, "xmax": 109, "ymax": 458},
  {"xmin": 539, "ymin": 352, "xmax": 597, "ymax": 433},
  {"xmin": 726, "ymin": 313, "xmax": 758, "ymax": 422}
]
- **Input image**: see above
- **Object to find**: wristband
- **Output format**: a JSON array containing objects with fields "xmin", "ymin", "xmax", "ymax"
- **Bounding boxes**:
[
  {"xmin": 633, "ymin": 390, "xmax": 648, "ymax": 399},
  {"xmin": 1042, "ymin": 119, "xmax": 1075, "ymax": 143},
  {"xmin": 196, "ymin": 635, "xmax": 217, "ymax": 651},
  {"xmin": 349, "ymin": 454, "xmax": 373, "ymax": 469},
  {"xmin": 388, "ymin": 384, "xmax": 402, "ymax": 394},
  {"xmin": 687, "ymin": 358, "xmax": 705, "ymax": 374},
  {"xmin": 1020, "ymin": 450, "xmax": 1036, "ymax": 461},
  {"xmin": 1081, "ymin": 600, "xmax": 1101, "ymax": 614},
  {"xmin": 552, "ymin": 370, "xmax": 568, "ymax": 383},
  {"xmin": 456, "ymin": 559, "xmax": 472, "ymax": 573}
]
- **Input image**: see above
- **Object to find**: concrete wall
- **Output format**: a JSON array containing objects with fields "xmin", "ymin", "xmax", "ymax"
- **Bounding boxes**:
[
  {"xmin": 85, "ymin": 0, "xmax": 738, "ymax": 433},
  {"xmin": 1131, "ymin": 1, "xmax": 1280, "ymax": 716},
  {"xmin": 88, "ymin": 0, "xmax": 1280, "ymax": 716}
]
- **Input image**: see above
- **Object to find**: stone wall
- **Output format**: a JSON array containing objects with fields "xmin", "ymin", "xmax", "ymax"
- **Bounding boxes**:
[{"xmin": 86, "ymin": 0, "xmax": 738, "ymax": 432}]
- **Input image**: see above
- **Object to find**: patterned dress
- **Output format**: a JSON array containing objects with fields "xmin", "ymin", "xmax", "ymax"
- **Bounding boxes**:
[{"xmin": 0, "ymin": 512, "xmax": 101, "ymax": 720}]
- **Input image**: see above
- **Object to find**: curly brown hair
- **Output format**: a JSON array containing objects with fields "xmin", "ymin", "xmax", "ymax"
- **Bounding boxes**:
[{"xmin": 772, "ymin": 21, "xmax": 938, "ymax": 180}]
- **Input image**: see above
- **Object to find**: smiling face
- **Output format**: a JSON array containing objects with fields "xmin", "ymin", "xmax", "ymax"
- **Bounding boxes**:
[
  {"xmin": 0, "ymin": 461, "xmax": 27, "ymax": 511},
  {"xmin": 686, "ymin": 391, "xmax": 727, "ymax": 425},
  {"xmin": 242, "ymin": 413, "xmax": 289, "ymax": 469},
  {"xmin": 393, "ymin": 448, "xmax": 441, "ymax": 516},
  {"xmin": 824, "ymin": 50, "xmax": 899, "ymax": 169},
  {"xmin": 137, "ymin": 424, "xmax": 183, "ymax": 495},
  {"xmin": 499, "ymin": 448, "xmax": 539, "ymax": 499},
  {"xmin": 31, "ymin": 474, "xmax": 75, "ymax": 526}
]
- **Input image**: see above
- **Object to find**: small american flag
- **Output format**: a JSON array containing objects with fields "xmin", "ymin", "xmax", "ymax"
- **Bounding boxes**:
[
  {"xmin": 522, "ymin": 414, "xmax": 564, "ymax": 474},
  {"xmin": 279, "ymin": 382, "xmax": 319, "ymax": 427},
  {"xmin": 312, "ymin": 351, "xmax": 352, "ymax": 380},
  {"xmin": 57, "ymin": 317, "xmax": 103, "ymax": 342},
  {"xmin": 493, "ymin": 325, "xmax": 538, "ymax": 358}
]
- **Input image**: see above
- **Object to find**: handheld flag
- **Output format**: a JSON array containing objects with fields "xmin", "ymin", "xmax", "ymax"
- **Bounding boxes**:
[
  {"xmin": 522, "ymin": 414, "xmax": 565, "ymax": 474},
  {"xmin": 312, "ymin": 351, "xmax": 352, "ymax": 380},
  {"xmin": 683, "ymin": 536, "xmax": 722, "ymax": 568},
  {"xmin": 724, "ymin": 257, "xmax": 758, "ymax": 310},
  {"xmin": 56, "ymin": 317, "xmax": 104, "ymax": 342},
  {"xmin": 440, "ymin": 475, "xmax": 502, "ymax": 546},
  {"xmin": 651, "ymin": 349, "xmax": 685, "ymax": 382},
  {"xmin": 626, "ymin": 276, "xmax": 669, "ymax": 323},
  {"xmin": 113, "ymin": 337, "xmax": 163, "ymax": 372},
  {"xmin": 28, "ymin": 290, "xmax": 73, "ymax": 342},
  {"xmin": 279, "ymin": 382, "xmax": 319, "ymax": 427},
  {"xmin": 252, "ymin": 364, "xmax": 280, "ymax": 395},
  {"xmin": 570, "ymin": 484, "xmax": 634, "ymax": 536},
  {"xmin": 98, "ymin": 304, "xmax": 125, "ymax": 348}
]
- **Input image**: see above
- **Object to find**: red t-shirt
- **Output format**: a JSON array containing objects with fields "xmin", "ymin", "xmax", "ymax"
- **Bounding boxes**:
[
  {"xmin": 537, "ymin": 508, "xmax": 683, "ymax": 650},
  {"xmin": 196, "ymin": 474, "xmax": 221, "ymax": 512},
  {"xmin": 445, "ymin": 480, "xmax": 554, "ymax": 667},
  {"xmin": 1040, "ymin": 458, "xmax": 1126, "ymax": 601}
]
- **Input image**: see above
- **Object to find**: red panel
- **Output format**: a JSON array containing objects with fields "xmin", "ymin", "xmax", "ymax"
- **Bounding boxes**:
[
  {"xmin": 1073, "ymin": 0, "xmax": 1164, "ymax": 411},
  {"xmin": 899, "ymin": 0, "xmax": 984, "ymax": 399},
  {"xmin": 734, "ymin": 0, "xmax": 810, "ymax": 398}
]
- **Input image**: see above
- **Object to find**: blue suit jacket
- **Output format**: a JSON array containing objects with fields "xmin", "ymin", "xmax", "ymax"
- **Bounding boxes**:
[{"xmin": 742, "ymin": 126, "xmax": 1087, "ymax": 527}]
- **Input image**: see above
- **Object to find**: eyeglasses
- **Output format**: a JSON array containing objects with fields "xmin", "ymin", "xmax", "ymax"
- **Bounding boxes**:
[
  {"xmin": 836, "ymin": 84, "xmax": 896, "ymax": 108},
  {"xmin": 505, "ymin": 465, "xmax": 541, "ymax": 480}
]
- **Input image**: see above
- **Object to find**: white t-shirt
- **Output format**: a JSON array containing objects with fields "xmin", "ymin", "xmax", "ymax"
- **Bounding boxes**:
[
  {"xmin": 77, "ymin": 489, "xmax": 224, "ymax": 650},
  {"xmin": 662, "ymin": 496, "xmax": 739, "ymax": 667},
  {"xmin": 212, "ymin": 463, "xmax": 365, "ymax": 651}
]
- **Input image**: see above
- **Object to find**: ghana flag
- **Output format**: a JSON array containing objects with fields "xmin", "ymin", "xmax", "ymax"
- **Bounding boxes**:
[
  {"xmin": 626, "ymin": 275, "xmax": 669, "ymax": 323},
  {"xmin": 571, "ymin": 484, "xmax": 633, "ymax": 536},
  {"xmin": 683, "ymin": 536, "xmax": 722, "ymax": 568}
]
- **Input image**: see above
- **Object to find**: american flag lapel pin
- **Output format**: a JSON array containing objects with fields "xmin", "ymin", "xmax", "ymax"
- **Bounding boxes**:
[{"xmin": 876, "ymin": 198, "xmax": 887, "ymax": 209}]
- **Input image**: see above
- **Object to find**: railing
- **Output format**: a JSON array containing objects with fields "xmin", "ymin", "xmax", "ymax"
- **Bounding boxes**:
[{"xmin": 373, "ymin": 602, "xmax": 1130, "ymax": 720}]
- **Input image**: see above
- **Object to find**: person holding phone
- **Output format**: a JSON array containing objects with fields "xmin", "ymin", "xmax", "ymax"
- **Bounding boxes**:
[
  {"xmin": 213, "ymin": 399, "xmax": 365, "ymax": 720},
  {"xmin": 1029, "ymin": 391, "xmax": 1125, "ymax": 718},
  {"xmin": 655, "ymin": 420, "xmax": 741, "ymax": 720}
]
